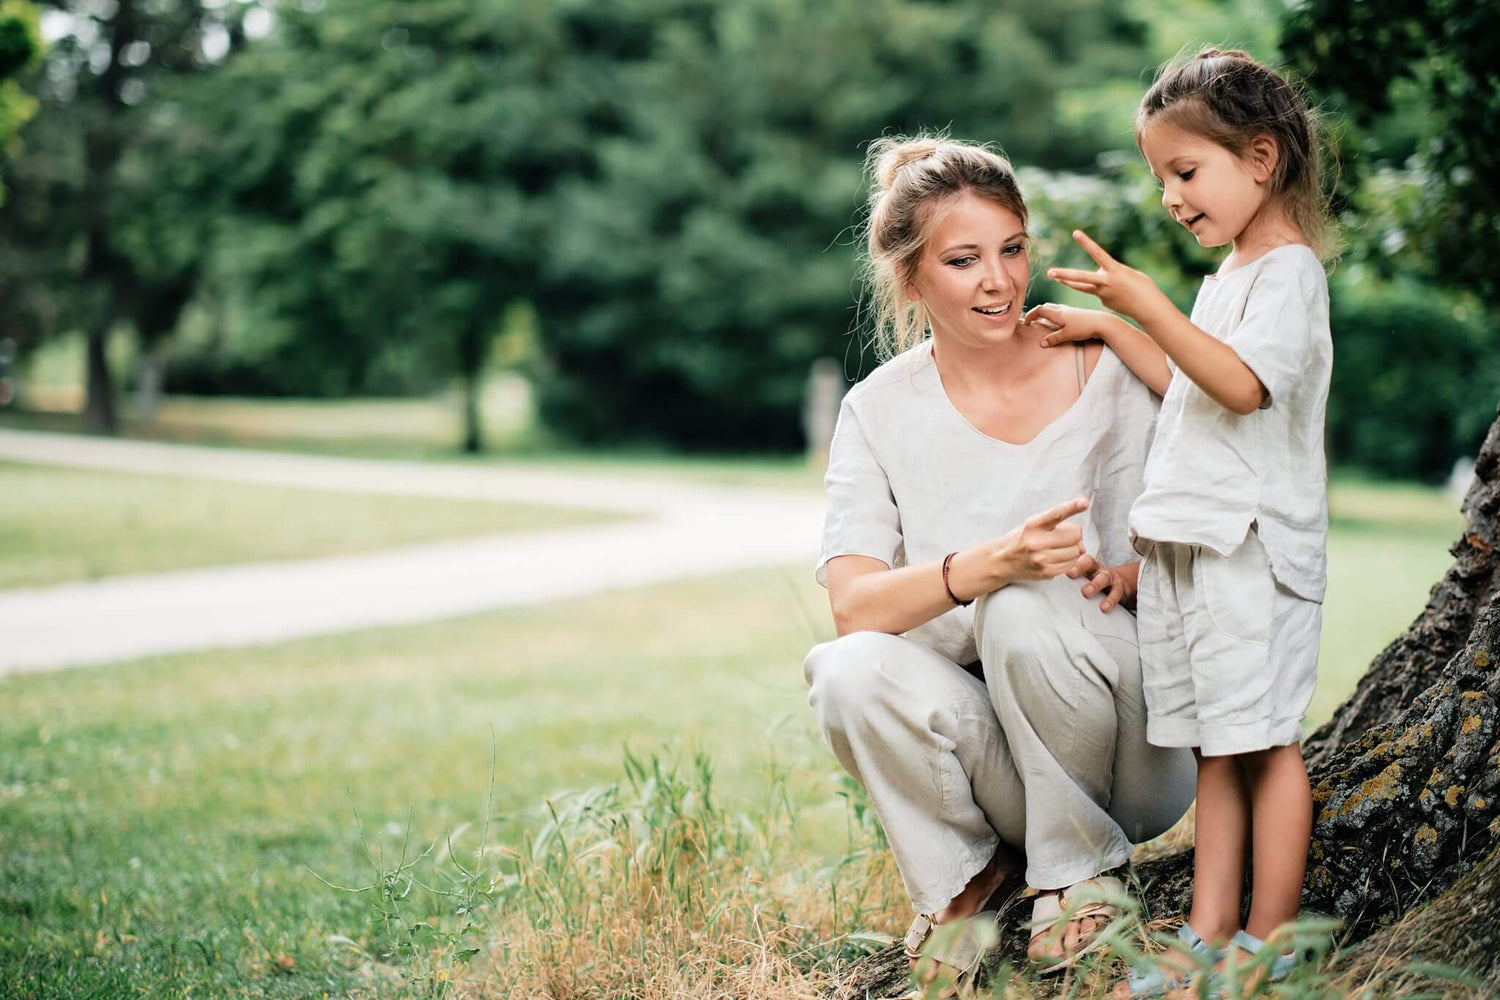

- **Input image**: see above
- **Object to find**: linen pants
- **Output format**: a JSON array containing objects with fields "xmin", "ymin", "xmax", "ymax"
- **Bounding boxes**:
[{"xmin": 804, "ymin": 576, "xmax": 1197, "ymax": 915}]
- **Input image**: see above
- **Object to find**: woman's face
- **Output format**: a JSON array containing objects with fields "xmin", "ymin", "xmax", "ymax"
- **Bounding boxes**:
[{"xmin": 908, "ymin": 192, "xmax": 1029, "ymax": 348}]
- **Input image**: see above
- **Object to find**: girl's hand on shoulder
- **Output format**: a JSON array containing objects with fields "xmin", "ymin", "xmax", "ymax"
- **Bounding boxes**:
[
  {"xmin": 1068, "ymin": 553, "xmax": 1139, "ymax": 613},
  {"xmin": 1024, "ymin": 302, "xmax": 1111, "ymax": 348},
  {"xmin": 1046, "ymin": 230, "xmax": 1174, "ymax": 325}
]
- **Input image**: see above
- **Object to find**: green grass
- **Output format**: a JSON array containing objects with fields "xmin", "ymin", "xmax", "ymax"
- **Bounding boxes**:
[
  {"xmin": 0, "ymin": 406, "xmax": 826, "ymax": 493},
  {"xmin": 0, "ymin": 567, "xmax": 845, "ymax": 998},
  {"xmin": 0, "ymin": 461, "xmax": 625, "ymax": 590},
  {"xmin": 1312, "ymin": 477, "xmax": 1464, "ymax": 725},
  {"xmin": 0, "ymin": 478, "xmax": 1466, "ymax": 996}
]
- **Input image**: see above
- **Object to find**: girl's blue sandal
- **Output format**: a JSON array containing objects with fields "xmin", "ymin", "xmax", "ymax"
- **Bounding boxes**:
[
  {"xmin": 1124, "ymin": 923, "xmax": 1220, "ymax": 998},
  {"xmin": 1204, "ymin": 928, "xmax": 1302, "ymax": 995}
]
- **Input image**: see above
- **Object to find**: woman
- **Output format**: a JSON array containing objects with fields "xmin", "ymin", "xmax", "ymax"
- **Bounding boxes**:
[{"xmin": 804, "ymin": 135, "xmax": 1196, "ymax": 982}]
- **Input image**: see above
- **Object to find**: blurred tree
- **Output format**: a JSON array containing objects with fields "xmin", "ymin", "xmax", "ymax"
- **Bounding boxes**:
[
  {"xmin": 536, "ymin": 0, "xmax": 1156, "ymax": 449},
  {"xmin": 0, "ymin": 0, "xmax": 266, "ymax": 431},
  {"xmin": 166, "ymin": 0, "xmax": 628, "ymax": 451},
  {"xmin": 0, "ymin": 0, "xmax": 40, "ymax": 201},
  {"xmin": 1326, "ymin": 277, "xmax": 1500, "ymax": 481},
  {"xmin": 1282, "ymin": 0, "xmax": 1500, "ymax": 306}
]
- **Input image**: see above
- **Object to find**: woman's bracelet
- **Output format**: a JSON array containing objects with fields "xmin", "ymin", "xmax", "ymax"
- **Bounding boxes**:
[{"xmin": 942, "ymin": 552, "xmax": 973, "ymax": 607}]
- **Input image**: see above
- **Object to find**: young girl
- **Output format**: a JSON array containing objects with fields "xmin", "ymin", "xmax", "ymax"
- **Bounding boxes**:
[{"xmin": 1025, "ymin": 49, "xmax": 1335, "ymax": 996}]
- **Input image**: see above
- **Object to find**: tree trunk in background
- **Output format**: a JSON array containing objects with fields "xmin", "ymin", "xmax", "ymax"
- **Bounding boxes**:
[
  {"xmin": 78, "ymin": 0, "xmax": 136, "ymax": 436},
  {"xmin": 459, "ymin": 323, "xmax": 487, "ymax": 454},
  {"xmin": 462, "ymin": 369, "xmax": 483, "ymax": 455},
  {"xmin": 830, "ymin": 407, "xmax": 1500, "ymax": 998},
  {"xmin": 133, "ymin": 343, "xmax": 163, "ymax": 424},
  {"xmin": 84, "ymin": 324, "xmax": 116, "ymax": 433}
]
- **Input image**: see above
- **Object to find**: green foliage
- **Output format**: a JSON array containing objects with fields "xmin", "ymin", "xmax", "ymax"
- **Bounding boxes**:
[
  {"xmin": 149, "ymin": 0, "xmax": 634, "ymax": 447},
  {"xmin": 0, "ymin": 0, "xmax": 40, "ymax": 201},
  {"xmin": 1282, "ymin": 0, "xmax": 1500, "ymax": 307},
  {"xmin": 0, "ymin": 0, "xmax": 270, "ymax": 429},
  {"xmin": 534, "ymin": 0, "xmax": 1156, "ymax": 449},
  {"xmin": 1325, "ymin": 275, "xmax": 1499, "ymax": 481}
]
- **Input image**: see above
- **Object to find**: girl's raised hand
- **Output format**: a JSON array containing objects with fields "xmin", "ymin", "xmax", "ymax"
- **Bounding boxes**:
[
  {"xmin": 1024, "ymin": 302, "xmax": 1110, "ymax": 348},
  {"xmin": 1046, "ymin": 230, "xmax": 1173, "ymax": 324}
]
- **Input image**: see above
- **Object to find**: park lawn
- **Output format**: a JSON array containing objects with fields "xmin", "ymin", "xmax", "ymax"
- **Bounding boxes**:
[
  {"xmin": 0, "ymin": 566, "xmax": 851, "ymax": 998},
  {"xmin": 0, "ymin": 402, "xmax": 828, "ymax": 493},
  {"xmin": 0, "ymin": 480, "xmax": 1464, "ymax": 996},
  {"xmin": 0, "ymin": 461, "xmax": 626, "ymax": 590}
]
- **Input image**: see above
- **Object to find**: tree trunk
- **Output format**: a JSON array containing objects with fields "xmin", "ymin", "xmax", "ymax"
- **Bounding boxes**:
[
  {"xmin": 462, "ymin": 369, "xmax": 483, "ymax": 455},
  {"xmin": 458, "ymin": 323, "xmax": 487, "ymax": 454},
  {"xmin": 828, "ymin": 407, "xmax": 1500, "ymax": 998},
  {"xmin": 84, "ymin": 323, "xmax": 116, "ymax": 433}
]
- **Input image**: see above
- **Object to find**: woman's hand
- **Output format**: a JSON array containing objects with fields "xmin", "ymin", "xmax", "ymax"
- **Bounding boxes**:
[
  {"xmin": 1045, "ymin": 230, "xmax": 1176, "ymax": 326},
  {"xmin": 1024, "ymin": 302, "xmax": 1117, "ymax": 348},
  {"xmin": 1067, "ymin": 554, "xmax": 1139, "ymax": 613},
  {"xmin": 949, "ymin": 498, "xmax": 1089, "ymax": 600}
]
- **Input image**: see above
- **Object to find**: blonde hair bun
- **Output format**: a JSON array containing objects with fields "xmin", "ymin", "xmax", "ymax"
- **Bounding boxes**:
[
  {"xmin": 1196, "ymin": 47, "xmax": 1253, "ymax": 62},
  {"xmin": 870, "ymin": 137, "xmax": 945, "ymax": 190}
]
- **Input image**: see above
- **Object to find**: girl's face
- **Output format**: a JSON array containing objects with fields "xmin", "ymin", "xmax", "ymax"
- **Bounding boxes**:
[
  {"xmin": 1139, "ymin": 121, "xmax": 1274, "ymax": 249},
  {"xmin": 908, "ymin": 193, "xmax": 1030, "ymax": 348}
]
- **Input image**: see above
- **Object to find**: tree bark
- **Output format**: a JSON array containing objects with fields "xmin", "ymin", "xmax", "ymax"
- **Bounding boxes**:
[
  {"xmin": 827, "ymin": 408, "xmax": 1500, "ymax": 998},
  {"xmin": 462, "ymin": 369, "xmax": 483, "ymax": 455},
  {"xmin": 84, "ymin": 323, "xmax": 116, "ymax": 433}
]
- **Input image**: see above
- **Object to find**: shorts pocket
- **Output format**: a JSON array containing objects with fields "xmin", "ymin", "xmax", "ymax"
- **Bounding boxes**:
[{"xmin": 1196, "ymin": 531, "xmax": 1273, "ymax": 646}]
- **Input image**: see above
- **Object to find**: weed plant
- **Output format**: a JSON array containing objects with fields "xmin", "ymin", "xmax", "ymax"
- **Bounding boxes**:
[{"xmin": 322, "ymin": 745, "xmax": 1489, "ymax": 1000}]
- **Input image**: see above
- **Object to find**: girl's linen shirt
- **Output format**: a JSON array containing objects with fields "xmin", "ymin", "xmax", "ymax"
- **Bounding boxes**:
[
  {"xmin": 1128, "ymin": 244, "xmax": 1332, "ymax": 603},
  {"xmin": 818, "ymin": 340, "xmax": 1160, "ymax": 665}
]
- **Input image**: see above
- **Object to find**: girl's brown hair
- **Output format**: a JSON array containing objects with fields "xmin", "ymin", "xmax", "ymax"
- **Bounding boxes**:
[
  {"xmin": 1136, "ymin": 48, "xmax": 1340, "ymax": 260},
  {"xmin": 861, "ymin": 134, "xmax": 1029, "ymax": 359}
]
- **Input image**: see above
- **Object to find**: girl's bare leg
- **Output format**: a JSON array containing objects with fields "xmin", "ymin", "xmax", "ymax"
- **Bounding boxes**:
[
  {"xmin": 1240, "ymin": 742, "xmax": 1311, "ymax": 941},
  {"xmin": 1112, "ymin": 751, "xmax": 1247, "ymax": 999},
  {"xmin": 1187, "ymin": 751, "xmax": 1250, "ymax": 942}
]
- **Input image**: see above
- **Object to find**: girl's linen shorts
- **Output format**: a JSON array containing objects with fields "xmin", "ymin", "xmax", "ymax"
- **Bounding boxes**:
[{"xmin": 1136, "ymin": 529, "xmax": 1321, "ymax": 756}]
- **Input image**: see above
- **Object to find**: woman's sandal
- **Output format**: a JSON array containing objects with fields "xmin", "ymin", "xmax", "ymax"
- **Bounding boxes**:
[
  {"xmin": 1026, "ymin": 875, "xmax": 1128, "ymax": 974},
  {"xmin": 902, "ymin": 876, "xmax": 1026, "ymax": 996},
  {"xmin": 1120, "ymin": 923, "xmax": 1221, "ymax": 998}
]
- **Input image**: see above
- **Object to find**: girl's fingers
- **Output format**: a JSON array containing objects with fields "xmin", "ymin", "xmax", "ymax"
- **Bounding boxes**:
[
  {"xmin": 1024, "ymin": 303, "xmax": 1063, "ymax": 324},
  {"xmin": 1046, "ymin": 267, "xmax": 1102, "ymax": 284},
  {"xmin": 1101, "ymin": 574, "xmax": 1126, "ymax": 612},
  {"xmin": 1053, "ymin": 279, "xmax": 1100, "ymax": 297},
  {"xmin": 1081, "ymin": 569, "xmax": 1111, "ymax": 597},
  {"xmin": 1039, "ymin": 327, "xmax": 1089, "ymax": 347},
  {"xmin": 1072, "ymin": 230, "xmax": 1119, "ymax": 269},
  {"xmin": 1067, "ymin": 553, "xmax": 1101, "ymax": 579}
]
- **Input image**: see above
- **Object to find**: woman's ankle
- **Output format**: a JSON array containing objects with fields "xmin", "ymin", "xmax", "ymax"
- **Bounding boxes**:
[{"xmin": 932, "ymin": 843, "xmax": 1019, "ymax": 923}]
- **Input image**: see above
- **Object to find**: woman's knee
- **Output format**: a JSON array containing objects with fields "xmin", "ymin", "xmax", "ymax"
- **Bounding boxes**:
[
  {"xmin": 803, "ymin": 631, "xmax": 907, "ymax": 724},
  {"xmin": 974, "ymin": 581, "xmax": 1056, "ymax": 665}
]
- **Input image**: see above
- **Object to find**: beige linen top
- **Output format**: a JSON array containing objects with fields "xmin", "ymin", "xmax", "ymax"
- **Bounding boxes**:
[
  {"xmin": 1128, "ymin": 244, "xmax": 1332, "ymax": 602},
  {"xmin": 817, "ymin": 340, "xmax": 1160, "ymax": 665}
]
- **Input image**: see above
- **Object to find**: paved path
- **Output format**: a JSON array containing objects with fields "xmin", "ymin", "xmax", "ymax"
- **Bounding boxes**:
[{"xmin": 0, "ymin": 430, "xmax": 825, "ymax": 675}]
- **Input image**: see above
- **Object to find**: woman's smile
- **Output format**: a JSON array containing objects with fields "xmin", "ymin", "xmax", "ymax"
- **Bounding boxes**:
[
  {"xmin": 973, "ymin": 302, "xmax": 1013, "ymax": 322},
  {"xmin": 912, "ymin": 192, "xmax": 1031, "ymax": 345}
]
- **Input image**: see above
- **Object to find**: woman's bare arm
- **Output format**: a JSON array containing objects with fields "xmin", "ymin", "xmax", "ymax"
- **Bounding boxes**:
[{"xmin": 825, "ymin": 498, "xmax": 1091, "ymax": 636}]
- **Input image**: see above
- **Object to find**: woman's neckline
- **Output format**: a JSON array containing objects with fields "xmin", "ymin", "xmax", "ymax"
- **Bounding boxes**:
[{"xmin": 922, "ymin": 340, "xmax": 1115, "ymax": 449}]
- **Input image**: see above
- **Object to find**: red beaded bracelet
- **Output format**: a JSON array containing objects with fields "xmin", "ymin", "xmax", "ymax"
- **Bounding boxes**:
[{"xmin": 942, "ymin": 552, "xmax": 972, "ymax": 607}]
